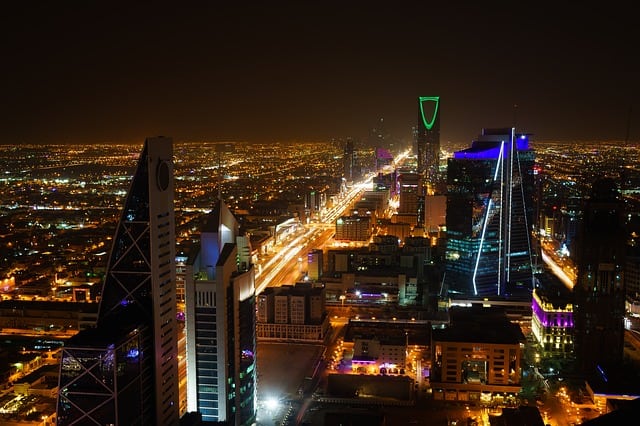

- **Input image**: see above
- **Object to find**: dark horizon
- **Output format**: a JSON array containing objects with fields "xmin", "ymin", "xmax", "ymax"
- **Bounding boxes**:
[{"xmin": 2, "ymin": 2, "xmax": 638, "ymax": 146}]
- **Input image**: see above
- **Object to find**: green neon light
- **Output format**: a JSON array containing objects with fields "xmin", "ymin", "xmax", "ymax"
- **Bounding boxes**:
[{"xmin": 419, "ymin": 96, "xmax": 440, "ymax": 130}]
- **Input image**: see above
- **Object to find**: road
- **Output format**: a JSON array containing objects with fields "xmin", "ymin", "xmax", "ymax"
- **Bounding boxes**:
[
  {"xmin": 254, "ymin": 171, "xmax": 371, "ymax": 295},
  {"xmin": 539, "ymin": 238, "xmax": 576, "ymax": 289}
]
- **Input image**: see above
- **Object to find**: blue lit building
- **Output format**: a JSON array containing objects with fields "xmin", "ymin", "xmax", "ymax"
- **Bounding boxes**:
[
  {"xmin": 184, "ymin": 199, "xmax": 257, "ymax": 425},
  {"xmin": 444, "ymin": 128, "xmax": 535, "ymax": 297},
  {"xmin": 57, "ymin": 137, "xmax": 179, "ymax": 425},
  {"xmin": 343, "ymin": 137, "xmax": 358, "ymax": 183}
]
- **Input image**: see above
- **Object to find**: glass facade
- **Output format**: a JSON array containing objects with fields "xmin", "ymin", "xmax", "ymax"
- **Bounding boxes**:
[
  {"xmin": 195, "ymin": 304, "xmax": 219, "ymax": 421},
  {"xmin": 445, "ymin": 129, "xmax": 535, "ymax": 297},
  {"xmin": 58, "ymin": 322, "xmax": 150, "ymax": 425}
]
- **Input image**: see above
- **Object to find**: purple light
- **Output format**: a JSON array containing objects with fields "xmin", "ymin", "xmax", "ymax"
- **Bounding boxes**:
[
  {"xmin": 376, "ymin": 147, "xmax": 394, "ymax": 159},
  {"xmin": 352, "ymin": 359, "xmax": 377, "ymax": 364},
  {"xmin": 532, "ymin": 297, "xmax": 574, "ymax": 328},
  {"xmin": 360, "ymin": 293, "xmax": 382, "ymax": 298},
  {"xmin": 454, "ymin": 145, "xmax": 502, "ymax": 160}
]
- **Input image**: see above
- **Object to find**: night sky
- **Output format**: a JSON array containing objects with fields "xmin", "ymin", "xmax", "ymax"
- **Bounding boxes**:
[{"xmin": 2, "ymin": 2, "xmax": 638, "ymax": 146}]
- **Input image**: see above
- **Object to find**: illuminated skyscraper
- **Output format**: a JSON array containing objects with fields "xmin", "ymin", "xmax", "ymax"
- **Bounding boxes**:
[
  {"xmin": 57, "ymin": 137, "xmax": 179, "ymax": 425},
  {"xmin": 444, "ymin": 128, "xmax": 535, "ymax": 297},
  {"xmin": 414, "ymin": 96, "xmax": 440, "ymax": 189},
  {"xmin": 573, "ymin": 178, "xmax": 626, "ymax": 374},
  {"xmin": 184, "ymin": 200, "xmax": 257, "ymax": 425},
  {"xmin": 343, "ymin": 137, "xmax": 358, "ymax": 182},
  {"xmin": 424, "ymin": 194, "xmax": 446, "ymax": 234},
  {"xmin": 398, "ymin": 172, "xmax": 421, "ymax": 216},
  {"xmin": 375, "ymin": 146, "xmax": 393, "ymax": 172}
]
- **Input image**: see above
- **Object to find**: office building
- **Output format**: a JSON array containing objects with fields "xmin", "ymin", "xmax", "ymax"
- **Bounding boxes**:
[
  {"xmin": 424, "ymin": 194, "xmax": 447, "ymax": 235},
  {"xmin": 256, "ymin": 283, "xmax": 329, "ymax": 343},
  {"xmin": 343, "ymin": 138, "xmax": 358, "ymax": 183},
  {"xmin": 414, "ymin": 96, "xmax": 440, "ymax": 189},
  {"xmin": 626, "ymin": 241, "xmax": 640, "ymax": 299},
  {"xmin": 397, "ymin": 172, "xmax": 421, "ymax": 216},
  {"xmin": 444, "ymin": 128, "xmax": 535, "ymax": 297},
  {"xmin": 573, "ymin": 178, "xmax": 626, "ymax": 374},
  {"xmin": 184, "ymin": 199, "xmax": 257, "ymax": 425},
  {"xmin": 335, "ymin": 215, "xmax": 371, "ymax": 241},
  {"xmin": 57, "ymin": 137, "xmax": 179, "ymax": 425},
  {"xmin": 430, "ymin": 306, "xmax": 524, "ymax": 405},
  {"xmin": 531, "ymin": 285, "xmax": 574, "ymax": 359}
]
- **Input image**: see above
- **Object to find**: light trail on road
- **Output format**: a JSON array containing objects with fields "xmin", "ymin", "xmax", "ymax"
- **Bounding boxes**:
[{"xmin": 541, "ymin": 250, "xmax": 574, "ymax": 290}]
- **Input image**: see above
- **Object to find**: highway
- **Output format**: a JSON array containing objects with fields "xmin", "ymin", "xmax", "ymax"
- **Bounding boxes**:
[
  {"xmin": 539, "ymin": 238, "xmax": 576, "ymax": 290},
  {"xmin": 254, "ymin": 173, "xmax": 376, "ymax": 294}
]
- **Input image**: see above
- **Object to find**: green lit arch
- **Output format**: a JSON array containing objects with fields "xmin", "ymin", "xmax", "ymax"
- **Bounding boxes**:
[{"xmin": 419, "ymin": 96, "xmax": 440, "ymax": 130}]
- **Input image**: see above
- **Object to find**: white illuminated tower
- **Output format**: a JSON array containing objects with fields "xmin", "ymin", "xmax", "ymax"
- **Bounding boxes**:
[{"xmin": 184, "ymin": 199, "xmax": 257, "ymax": 424}]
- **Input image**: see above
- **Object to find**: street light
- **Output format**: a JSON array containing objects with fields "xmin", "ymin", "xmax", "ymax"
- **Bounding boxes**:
[{"xmin": 265, "ymin": 397, "xmax": 280, "ymax": 412}]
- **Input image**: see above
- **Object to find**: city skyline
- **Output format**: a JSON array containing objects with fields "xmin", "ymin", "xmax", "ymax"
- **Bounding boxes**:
[
  {"xmin": 2, "ymin": 2, "xmax": 638, "ymax": 146},
  {"xmin": 0, "ymin": 137, "xmax": 639, "ymax": 424}
]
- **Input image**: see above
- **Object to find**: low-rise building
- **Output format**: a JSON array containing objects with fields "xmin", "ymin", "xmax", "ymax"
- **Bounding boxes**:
[
  {"xmin": 256, "ymin": 282, "xmax": 330, "ymax": 343},
  {"xmin": 430, "ymin": 306, "xmax": 525, "ymax": 405},
  {"xmin": 531, "ymin": 285, "xmax": 574, "ymax": 359}
]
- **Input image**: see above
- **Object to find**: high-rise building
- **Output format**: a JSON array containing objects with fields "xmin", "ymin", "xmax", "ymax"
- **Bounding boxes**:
[
  {"xmin": 424, "ymin": 194, "xmax": 447, "ymax": 235},
  {"xmin": 343, "ymin": 137, "xmax": 358, "ymax": 182},
  {"xmin": 57, "ymin": 137, "xmax": 179, "ymax": 425},
  {"xmin": 414, "ymin": 96, "xmax": 440, "ymax": 190},
  {"xmin": 444, "ymin": 128, "xmax": 535, "ymax": 297},
  {"xmin": 335, "ymin": 215, "xmax": 371, "ymax": 241},
  {"xmin": 397, "ymin": 172, "xmax": 421, "ymax": 216},
  {"xmin": 184, "ymin": 199, "xmax": 257, "ymax": 425},
  {"xmin": 375, "ymin": 146, "xmax": 394, "ymax": 172},
  {"xmin": 573, "ymin": 178, "xmax": 626, "ymax": 374}
]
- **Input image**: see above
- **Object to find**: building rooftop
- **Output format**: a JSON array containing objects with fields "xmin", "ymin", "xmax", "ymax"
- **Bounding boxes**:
[
  {"xmin": 489, "ymin": 405, "xmax": 544, "ymax": 426},
  {"xmin": 433, "ymin": 306, "xmax": 525, "ymax": 345},
  {"xmin": 582, "ymin": 398, "xmax": 640, "ymax": 425}
]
